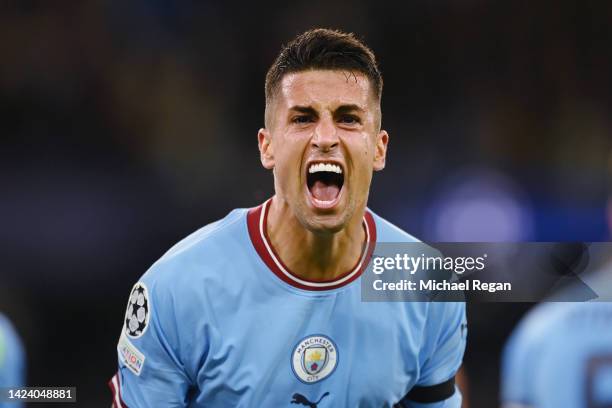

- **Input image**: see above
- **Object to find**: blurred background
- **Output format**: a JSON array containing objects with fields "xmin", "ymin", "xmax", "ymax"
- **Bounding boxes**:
[{"xmin": 0, "ymin": 0, "xmax": 610, "ymax": 406}]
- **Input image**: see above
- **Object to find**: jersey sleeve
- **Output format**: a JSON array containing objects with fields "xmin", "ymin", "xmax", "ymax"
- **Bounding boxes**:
[
  {"xmin": 403, "ymin": 302, "xmax": 467, "ymax": 407},
  {"xmin": 109, "ymin": 270, "xmax": 196, "ymax": 408}
]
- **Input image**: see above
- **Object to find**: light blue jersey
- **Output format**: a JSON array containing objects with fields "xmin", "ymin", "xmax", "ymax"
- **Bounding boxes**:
[
  {"xmin": 0, "ymin": 314, "xmax": 25, "ymax": 408},
  {"xmin": 110, "ymin": 201, "xmax": 467, "ymax": 407},
  {"xmin": 502, "ymin": 301, "xmax": 612, "ymax": 407}
]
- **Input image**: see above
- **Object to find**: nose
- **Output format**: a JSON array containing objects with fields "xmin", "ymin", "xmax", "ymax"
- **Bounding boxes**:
[{"xmin": 311, "ymin": 116, "xmax": 339, "ymax": 152}]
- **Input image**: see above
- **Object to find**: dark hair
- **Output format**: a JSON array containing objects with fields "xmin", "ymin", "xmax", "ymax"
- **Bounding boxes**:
[{"xmin": 265, "ymin": 28, "xmax": 383, "ymax": 105}]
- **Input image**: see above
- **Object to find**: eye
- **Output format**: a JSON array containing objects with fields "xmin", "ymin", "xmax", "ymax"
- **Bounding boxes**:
[
  {"xmin": 292, "ymin": 115, "xmax": 314, "ymax": 124},
  {"xmin": 338, "ymin": 115, "xmax": 360, "ymax": 125}
]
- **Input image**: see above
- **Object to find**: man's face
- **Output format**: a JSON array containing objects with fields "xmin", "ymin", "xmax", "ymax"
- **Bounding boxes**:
[{"xmin": 259, "ymin": 69, "xmax": 388, "ymax": 233}]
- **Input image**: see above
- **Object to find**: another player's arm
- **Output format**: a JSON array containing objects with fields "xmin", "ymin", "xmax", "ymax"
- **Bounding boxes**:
[
  {"xmin": 0, "ymin": 315, "xmax": 26, "ymax": 408},
  {"xmin": 397, "ymin": 302, "xmax": 467, "ymax": 408}
]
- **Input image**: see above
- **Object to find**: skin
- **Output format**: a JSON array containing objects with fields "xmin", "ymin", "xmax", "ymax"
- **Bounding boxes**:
[{"xmin": 258, "ymin": 70, "xmax": 389, "ymax": 281}]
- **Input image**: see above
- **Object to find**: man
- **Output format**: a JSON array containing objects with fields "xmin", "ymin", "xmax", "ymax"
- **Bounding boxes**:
[
  {"xmin": 501, "ymin": 301, "xmax": 612, "ymax": 408},
  {"xmin": 500, "ymin": 156, "xmax": 612, "ymax": 407},
  {"xmin": 109, "ymin": 28, "xmax": 466, "ymax": 407},
  {"xmin": 0, "ymin": 314, "xmax": 25, "ymax": 408}
]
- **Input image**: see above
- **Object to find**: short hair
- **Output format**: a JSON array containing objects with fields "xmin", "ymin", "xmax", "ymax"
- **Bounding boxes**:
[{"xmin": 265, "ymin": 28, "xmax": 383, "ymax": 107}]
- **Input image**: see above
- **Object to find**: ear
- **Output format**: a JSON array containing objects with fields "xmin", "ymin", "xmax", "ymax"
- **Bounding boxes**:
[
  {"xmin": 373, "ymin": 130, "xmax": 389, "ymax": 171},
  {"xmin": 258, "ymin": 128, "xmax": 275, "ymax": 169}
]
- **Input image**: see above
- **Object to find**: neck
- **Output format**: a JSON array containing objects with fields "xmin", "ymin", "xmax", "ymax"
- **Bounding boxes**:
[{"xmin": 266, "ymin": 196, "xmax": 366, "ymax": 282}]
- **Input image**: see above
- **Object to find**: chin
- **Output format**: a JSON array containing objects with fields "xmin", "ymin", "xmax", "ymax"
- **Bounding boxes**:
[
  {"xmin": 306, "ymin": 217, "xmax": 347, "ymax": 235},
  {"xmin": 296, "ymin": 200, "xmax": 355, "ymax": 235}
]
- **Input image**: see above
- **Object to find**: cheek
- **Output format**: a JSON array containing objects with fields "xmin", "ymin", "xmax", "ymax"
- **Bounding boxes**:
[
  {"xmin": 275, "ymin": 156, "xmax": 297, "ymax": 179},
  {"xmin": 344, "ymin": 135, "xmax": 373, "ymax": 166},
  {"xmin": 273, "ymin": 135, "xmax": 308, "ymax": 183},
  {"xmin": 279, "ymin": 131, "xmax": 310, "ymax": 154},
  {"xmin": 360, "ymin": 138, "xmax": 375, "ymax": 161}
]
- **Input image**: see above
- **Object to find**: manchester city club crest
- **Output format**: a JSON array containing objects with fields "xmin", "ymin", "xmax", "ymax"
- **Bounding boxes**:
[
  {"xmin": 304, "ymin": 346, "xmax": 328, "ymax": 375},
  {"xmin": 291, "ymin": 335, "xmax": 338, "ymax": 383}
]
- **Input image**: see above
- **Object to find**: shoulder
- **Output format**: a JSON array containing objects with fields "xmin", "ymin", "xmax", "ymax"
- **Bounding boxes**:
[
  {"xmin": 501, "ymin": 302, "xmax": 589, "ymax": 402},
  {"xmin": 0, "ymin": 314, "xmax": 12, "ymax": 334},
  {"xmin": 0, "ymin": 314, "xmax": 21, "ymax": 348},
  {"xmin": 507, "ymin": 302, "xmax": 612, "ymax": 354},
  {"xmin": 160, "ymin": 207, "xmax": 248, "ymax": 262},
  {"xmin": 368, "ymin": 209, "xmax": 420, "ymax": 243},
  {"xmin": 502, "ymin": 302, "xmax": 577, "ymax": 376},
  {"xmin": 0, "ymin": 314, "xmax": 25, "ymax": 376},
  {"xmin": 127, "ymin": 208, "xmax": 251, "ymax": 319},
  {"xmin": 507, "ymin": 303, "xmax": 575, "ymax": 348},
  {"xmin": 142, "ymin": 208, "xmax": 249, "ymax": 285}
]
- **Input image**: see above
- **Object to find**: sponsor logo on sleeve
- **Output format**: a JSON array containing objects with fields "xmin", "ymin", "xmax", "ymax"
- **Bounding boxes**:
[{"xmin": 118, "ymin": 332, "xmax": 146, "ymax": 376}]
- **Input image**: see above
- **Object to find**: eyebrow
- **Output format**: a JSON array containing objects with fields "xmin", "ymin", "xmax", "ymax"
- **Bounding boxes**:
[
  {"xmin": 288, "ymin": 104, "xmax": 365, "ymax": 115},
  {"xmin": 289, "ymin": 106, "xmax": 318, "ymax": 115},
  {"xmin": 334, "ymin": 104, "xmax": 365, "ymax": 115}
]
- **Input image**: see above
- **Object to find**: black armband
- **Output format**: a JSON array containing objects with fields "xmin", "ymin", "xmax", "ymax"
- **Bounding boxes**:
[{"xmin": 396, "ymin": 376, "xmax": 455, "ymax": 405}]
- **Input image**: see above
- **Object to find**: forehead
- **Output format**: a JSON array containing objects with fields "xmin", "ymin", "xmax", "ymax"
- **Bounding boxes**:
[{"xmin": 277, "ymin": 70, "xmax": 374, "ymax": 110}]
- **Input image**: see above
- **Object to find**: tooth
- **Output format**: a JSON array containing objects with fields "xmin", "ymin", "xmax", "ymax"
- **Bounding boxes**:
[{"xmin": 308, "ymin": 163, "xmax": 343, "ymax": 174}]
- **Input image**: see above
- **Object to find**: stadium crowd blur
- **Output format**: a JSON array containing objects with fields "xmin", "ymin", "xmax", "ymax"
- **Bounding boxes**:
[{"xmin": 1, "ymin": 1, "xmax": 610, "ymax": 406}]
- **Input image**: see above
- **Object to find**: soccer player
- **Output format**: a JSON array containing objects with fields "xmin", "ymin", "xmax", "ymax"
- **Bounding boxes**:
[
  {"xmin": 109, "ymin": 28, "xmax": 467, "ymax": 407},
  {"xmin": 501, "ymin": 159, "xmax": 612, "ymax": 407},
  {"xmin": 0, "ymin": 314, "xmax": 25, "ymax": 408}
]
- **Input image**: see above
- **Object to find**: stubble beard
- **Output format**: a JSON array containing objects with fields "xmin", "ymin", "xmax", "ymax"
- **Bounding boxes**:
[{"xmin": 292, "ymin": 192, "xmax": 357, "ymax": 236}]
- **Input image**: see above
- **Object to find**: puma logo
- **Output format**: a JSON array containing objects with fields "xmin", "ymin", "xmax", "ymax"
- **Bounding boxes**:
[{"xmin": 290, "ymin": 392, "xmax": 330, "ymax": 408}]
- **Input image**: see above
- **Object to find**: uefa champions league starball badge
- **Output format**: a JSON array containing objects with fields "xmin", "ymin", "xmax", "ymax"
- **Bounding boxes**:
[
  {"xmin": 124, "ymin": 282, "xmax": 150, "ymax": 338},
  {"xmin": 291, "ymin": 335, "xmax": 338, "ymax": 383}
]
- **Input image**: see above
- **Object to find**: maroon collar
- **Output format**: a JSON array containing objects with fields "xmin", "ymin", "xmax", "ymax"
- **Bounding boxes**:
[{"xmin": 247, "ymin": 199, "xmax": 377, "ymax": 291}]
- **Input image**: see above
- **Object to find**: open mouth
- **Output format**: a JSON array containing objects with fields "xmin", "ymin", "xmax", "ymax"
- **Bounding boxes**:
[{"xmin": 306, "ymin": 162, "xmax": 345, "ymax": 203}]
